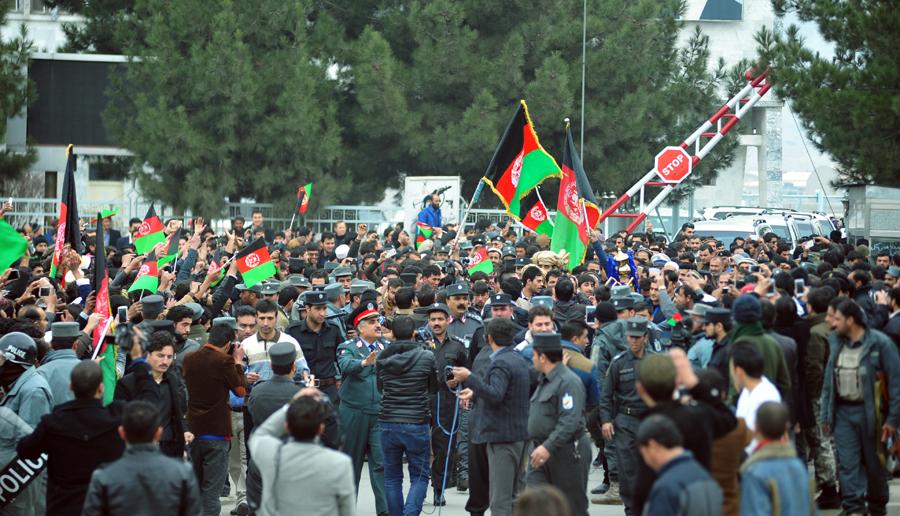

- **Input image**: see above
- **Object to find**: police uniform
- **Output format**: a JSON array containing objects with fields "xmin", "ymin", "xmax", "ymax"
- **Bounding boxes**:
[
  {"xmin": 324, "ymin": 282, "xmax": 349, "ymax": 339},
  {"xmin": 597, "ymin": 317, "xmax": 655, "ymax": 513},
  {"xmin": 445, "ymin": 283, "xmax": 485, "ymax": 489},
  {"xmin": 425, "ymin": 303, "xmax": 469, "ymax": 503},
  {"xmin": 285, "ymin": 292, "xmax": 343, "ymax": 404},
  {"xmin": 526, "ymin": 333, "xmax": 592, "ymax": 516},
  {"xmin": 336, "ymin": 302, "xmax": 387, "ymax": 514}
]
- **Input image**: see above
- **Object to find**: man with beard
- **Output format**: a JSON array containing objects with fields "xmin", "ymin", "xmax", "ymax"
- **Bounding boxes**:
[
  {"xmin": 115, "ymin": 331, "xmax": 189, "ymax": 458},
  {"xmin": 166, "ymin": 305, "xmax": 202, "ymax": 378}
]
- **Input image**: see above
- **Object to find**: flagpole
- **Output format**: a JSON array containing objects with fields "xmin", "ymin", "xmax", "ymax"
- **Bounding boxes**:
[
  {"xmin": 580, "ymin": 0, "xmax": 587, "ymax": 163},
  {"xmin": 459, "ymin": 178, "xmax": 485, "ymax": 232},
  {"xmin": 90, "ymin": 316, "xmax": 114, "ymax": 361},
  {"xmin": 533, "ymin": 186, "xmax": 554, "ymax": 227}
]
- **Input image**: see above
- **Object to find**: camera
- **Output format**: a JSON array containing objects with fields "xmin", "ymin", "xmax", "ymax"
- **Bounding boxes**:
[
  {"xmin": 38, "ymin": 287, "xmax": 51, "ymax": 298},
  {"xmin": 414, "ymin": 326, "xmax": 433, "ymax": 344},
  {"xmin": 444, "ymin": 366, "xmax": 455, "ymax": 382}
]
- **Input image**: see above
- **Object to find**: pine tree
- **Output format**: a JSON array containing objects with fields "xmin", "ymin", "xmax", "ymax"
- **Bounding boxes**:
[
  {"xmin": 104, "ymin": 0, "xmax": 343, "ymax": 215},
  {"xmin": 0, "ymin": 6, "xmax": 36, "ymax": 182},
  {"xmin": 758, "ymin": 0, "xmax": 900, "ymax": 187}
]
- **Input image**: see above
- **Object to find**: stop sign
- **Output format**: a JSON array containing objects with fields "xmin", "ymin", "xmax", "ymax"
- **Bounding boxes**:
[{"xmin": 654, "ymin": 146, "xmax": 692, "ymax": 184}]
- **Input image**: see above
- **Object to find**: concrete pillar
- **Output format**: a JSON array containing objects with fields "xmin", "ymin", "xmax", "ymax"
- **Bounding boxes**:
[{"xmin": 764, "ymin": 106, "xmax": 783, "ymax": 207}]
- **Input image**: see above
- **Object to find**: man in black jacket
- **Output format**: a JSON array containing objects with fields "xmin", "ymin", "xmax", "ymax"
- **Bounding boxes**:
[
  {"xmin": 82, "ymin": 400, "xmax": 201, "ymax": 516},
  {"xmin": 454, "ymin": 317, "xmax": 532, "ymax": 516},
  {"xmin": 17, "ymin": 361, "xmax": 127, "ymax": 516},
  {"xmin": 115, "ymin": 330, "xmax": 189, "ymax": 458},
  {"xmin": 630, "ymin": 349, "xmax": 737, "ymax": 515},
  {"xmin": 376, "ymin": 316, "xmax": 438, "ymax": 516}
]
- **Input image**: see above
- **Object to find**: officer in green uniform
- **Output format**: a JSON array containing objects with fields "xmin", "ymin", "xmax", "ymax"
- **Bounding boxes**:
[
  {"xmin": 336, "ymin": 301, "xmax": 387, "ymax": 514},
  {"xmin": 596, "ymin": 316, "xmax": 655, "ymax": 514},
  {"xmin": 527, "ymin": 333, "xmax": 592, "ymax": 516}
]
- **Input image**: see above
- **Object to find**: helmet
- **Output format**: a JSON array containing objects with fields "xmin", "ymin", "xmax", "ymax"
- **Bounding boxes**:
[{"xmin": 0, "ymin": 332, "xmax": 37, "ymax": 366}]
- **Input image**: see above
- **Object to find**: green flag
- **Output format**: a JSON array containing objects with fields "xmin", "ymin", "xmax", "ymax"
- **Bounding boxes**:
[
  {"xmin": 0, "ymin": 219, "xmax": 28, "ymax": 270},
  {"xmin": 467, "ymin": 246, "xmax": 494, "ymax": 275},
  {"xmin": 157, "ymin": 229, "xmax": 182, "ymax": 267},
  {"xmin": 128, "ymin": 252, "xmax": 160, "ymax": 294},
  {"xmin": 235, "ymin": 238, "xmax": 276, "ymax": 287},
  {"xmin": 550, "ymin": 125, "xmax": 590, "ymax": 270}
]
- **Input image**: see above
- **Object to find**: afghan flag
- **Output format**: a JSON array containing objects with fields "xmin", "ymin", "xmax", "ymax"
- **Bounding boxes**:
[
  {"xmin": 235, "ymin": 237, "xmax": 276, "ymax": 287},
  {"xmin": 550, "ymin": 126, "xmax": 590, "ymax": 271},
  {"xmin": 0, "ymin": 219, "xmax": 28, "ymax": 271},
  {"xmin": 157, "ymin": 228, "xmax": 182, "ymax": 267},
  {"xmin": 134, "ymin": 204, "xmax": 166, "ymax": 254},
  {"xmin": 49, "ymin": 144, "xmax": 82, "ymax": 279},
  {"xmin": 517, "ymin": 188, "xmax": 553, "ymax": 237},
  {"xmin": 296, "ymin": 183, "xmax": 312, "ymax": 215},
  {"xmin": 415, "ymin": 222, "xmax": 433, "ymax": 250},
  {"xmin": 467, "ymin": 246, "xmax": 493, "ymax": 275},
  {"xmin": 482, "ymin": 100, "xmax": 561, "ymax": 217},
  {"xmin": 208, "ymin": 256, "xmax": 226, "ymax": 287},
  {"xmin": 91, "ymin": 213, "xmax": 116, "ymax": 404},
  {"xmin": 566, "ymin": 126, "xmax": 601, "ymax": 229},
  {"xmin": 128, "ymin": 251, "xmax": 159, "ymax": 294}
]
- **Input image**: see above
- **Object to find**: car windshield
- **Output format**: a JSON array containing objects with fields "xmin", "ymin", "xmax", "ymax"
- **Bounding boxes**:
[
  {"xmin": 694, "ymin": 229, "xmax": 757, "ymax": 244},
  {"xmin": 766, "ymin": 224, "xmax": 791, "ymax": 240},
  {"xmin": 795, "ymin": 220, "xmax": 815, "ymax": 237}
]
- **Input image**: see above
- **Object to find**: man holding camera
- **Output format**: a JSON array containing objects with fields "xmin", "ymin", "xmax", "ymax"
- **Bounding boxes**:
[
  {"xmin": 182, "ymin": 323, "xmax": 249, "ymax": 516},
  {"xmin": 115, "ymin": 329, "xmax": 189, "ymax": 459}
]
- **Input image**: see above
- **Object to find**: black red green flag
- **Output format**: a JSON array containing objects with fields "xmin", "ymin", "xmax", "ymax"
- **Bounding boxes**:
[
  {"xmin": 516, "ymin": 188, "xmax": 553, "ymax": 236},
  {"xmin": 134, "ymin": 204, "xmax": 166, "ymax": 254},
  {"xmin": 157, "ymin": 228, "xmax": 182, "ymax": 267},
  {"xmin": 91, "ymin": 213, "xmax": 116, "ymax": 404},
  {"xmin": 128, "ymin": 251, "xmax": 159, "ymax": 294},
  {"xmin": 482, "ymin": 101, "xmax": 561, "ymax": 217},
  {"xmin": 566, "ymin": 126, "xmax": 600, "ymax": 228},
  {"xmin": 415, "ymin": 222, "xmax": 433, "ymax": 250},
  {"xmin": 235, "ymin": 238, "xmax": 276, "ymax": 287},
  {"xmin": 296, "ymin": 183, "xmax": 312, "ymax": 215},
  {"xmin": 550, "ymin": 123, "xmax": 591, "ymax": 270},
  {"xmin": 50, "ymin": 145, "xmax": 82, "ymax": 279}
]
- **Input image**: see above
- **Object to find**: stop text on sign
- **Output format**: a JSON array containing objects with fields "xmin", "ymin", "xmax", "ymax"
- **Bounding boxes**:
[{"xmin": 654, "ymin": 146, "xmax": 693, "ymax": 184}]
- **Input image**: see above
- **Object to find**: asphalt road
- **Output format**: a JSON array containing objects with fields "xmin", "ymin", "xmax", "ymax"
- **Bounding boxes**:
[{"xmin": 221, "ymin": 450, "xmax": 900, "ymax": 515}]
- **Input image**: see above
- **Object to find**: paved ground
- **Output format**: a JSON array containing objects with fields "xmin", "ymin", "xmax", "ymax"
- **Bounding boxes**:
[{"xmin": 221, "ymin": 449, "xmax": 900, "ymax": 515}]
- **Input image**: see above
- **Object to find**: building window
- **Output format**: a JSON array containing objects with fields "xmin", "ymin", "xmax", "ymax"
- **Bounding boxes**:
[
  {"xmin": 9, "ymin": 0, "xmax": 24, "ymax": 12},
  {"xmin": 44, "ymin": 171, "xmax": 57, "ymax": 198},
  {"xmin": 88, "ymin": 156, "xmax": 133, "ymax": 181},
  {"xmin": 29, "ymin": 0, "xmax": 49, "ymax": 14}
]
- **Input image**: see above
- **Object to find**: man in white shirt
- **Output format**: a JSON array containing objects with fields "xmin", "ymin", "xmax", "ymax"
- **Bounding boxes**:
[
  {"xmin": 731, "ymin": 340, "xmax": 781, "ymax": 455},
  {"xmin": 241, "ymin": 299, "xmax": 309, "ymax": 383}
]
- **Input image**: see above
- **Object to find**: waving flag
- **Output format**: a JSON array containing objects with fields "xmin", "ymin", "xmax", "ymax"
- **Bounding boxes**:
[
  {"xmin": 296, "ymin": 183, "xmax": 312, "ymax": 215},
  {"xmin": 482, "ymin": 101, "xmax": 561, "ymax": 217},
  {"xmin": 467, "ymin": 246, "xmax": 494, "ymax": 275},
  {"xmin": 49, "ymin": 145, "xmax": 82, "ymax": 280},
  {"xmin": 235, "ymin": 238, "xmax": 276, "ymax": 287},
  {"xmin": 551, "ymin": 123, "xmax": 591, "ymax": 270},
  {"xmin": 91, "ymin": 213, "xmax": 116, "ymax": 404},
  {"xmin": 134, "ymin": 204, "xmax": 166, "ymax": 254}
]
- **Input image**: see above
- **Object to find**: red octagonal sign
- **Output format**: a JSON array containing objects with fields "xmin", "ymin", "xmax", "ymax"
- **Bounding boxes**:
[{"xmin": 655, "ymin": 146, "xmax": 693, "ymax": 184}]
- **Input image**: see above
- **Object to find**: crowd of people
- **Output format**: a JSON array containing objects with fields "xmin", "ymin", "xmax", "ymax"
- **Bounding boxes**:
[{"xmin": 1, "ymin": 197, "xmax": 900, "ymax": 516}]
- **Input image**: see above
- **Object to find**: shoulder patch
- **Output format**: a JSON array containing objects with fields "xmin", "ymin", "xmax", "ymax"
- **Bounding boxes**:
[
  {"xmin": 562, "ymin": 393, "xmax": 574, "ymax": 411},
  {"xmin": 467, "ymin": 312, "xmax": 483, "ymax": 322}
]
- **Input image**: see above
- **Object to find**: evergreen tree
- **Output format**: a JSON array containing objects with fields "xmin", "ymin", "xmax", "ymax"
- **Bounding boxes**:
[
  {"xmin": 104, "ymin": 0, "xmax": 342, "ymax": 215},
  {"xmin": 45, "ymin": 0, "xmax": 139, "ymax": 54},
  {"xmin": 0, "ymin": 5, "xmax": 35, "ymax": 182},
  {"xmin": 758, "ymin": 0, "xmax": 900, "ymax": 187}
]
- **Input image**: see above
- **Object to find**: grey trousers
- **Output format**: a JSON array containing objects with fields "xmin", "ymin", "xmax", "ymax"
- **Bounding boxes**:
[
  {"xmin": 190, "ymin": 438, "xmax": 230, "ymax": 516},
  {"xmin": 486, "ymin": 441, "xmax": 528, "ymax": 516}
]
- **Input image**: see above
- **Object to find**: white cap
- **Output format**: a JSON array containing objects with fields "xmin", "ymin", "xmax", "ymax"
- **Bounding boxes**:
[{"xmin": 335, "ymin": 244, "xmax": 350, "ymax": 260}]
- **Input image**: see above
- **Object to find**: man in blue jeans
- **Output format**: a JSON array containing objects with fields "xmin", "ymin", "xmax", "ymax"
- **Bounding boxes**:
[{"xmin": 376, "ymin": 316, "xmax": 439, "ymax": 515}]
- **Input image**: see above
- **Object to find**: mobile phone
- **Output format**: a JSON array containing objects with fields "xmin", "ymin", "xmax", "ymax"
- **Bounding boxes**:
[
  {"xmin": 803, "ymin": 240, "xmax": 815, "ymax": 250},
  {"xmin": 722, "ymin": 286, "xmax": 731, "ymax": 294},
  {"xmin": 385, "ymin": 248, "xmax": 397, "ymax": 259},
  {"xmin": 768, "ymin": 282, "xmax": 776, "ymax": 295},
  {"xmin": 585, "ymin": 305, "xmax": 597, "ymax": 325},
  {"xmin": 750, "ymin": 265, "xmax": 761, "ymax": 273},
  {"xmin": 38, "ymin": 287, "xmax": 51, "ymax": 297},
  {"xmin": 8, "ymin": 269, "xmax": 19, "ymax": 280},
  {"xmin": 794, "ymin": 279, "xmax": 806, "ymax": 295},
  {"xmin": 117, "ymin": 305, "xmax": 128, "ymax": 324}
]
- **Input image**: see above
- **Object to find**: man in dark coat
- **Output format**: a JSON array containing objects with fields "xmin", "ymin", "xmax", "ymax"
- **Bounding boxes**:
[
  {"xmin": 17, "ymin": 361, "xmax": 127, "ymax": 516},
  {"xmin": 115, "ymin": 330, "xmax": 189, "ymax": 458}
]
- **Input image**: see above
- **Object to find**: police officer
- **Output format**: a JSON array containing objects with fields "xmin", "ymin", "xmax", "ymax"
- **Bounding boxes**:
[
  {"xmin": 286, "ymin": 291, "xmax": 343, "ymax": 405},
  {"xmin": 526, "ymin": 332, "xmax": 592, "ymax": 516},
  {"xmin": 595, "ymin": 316, "xmax": 655, "ymax": 512},
  {"xmin": 445, "ymin": 282, "xmax": 485, "ymax": 492},
  {"xmin": 336, "ymin": 302, "xmax": 388, "ymax": 515},
  {"xmin": 324, "ymin": 282, "xmax": 349, "ymax": 339},
  {"xmin": 259, "ymin": 282, "xmax": 288, "ymax": 329},
  {"xmin": 426, "ymin": 302, "xmax": 468, "ymax": 506}
]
